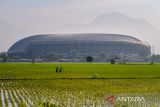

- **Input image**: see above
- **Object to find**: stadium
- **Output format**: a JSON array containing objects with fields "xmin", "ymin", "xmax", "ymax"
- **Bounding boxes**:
[{"xmin": 7, "ymin": 33, "xmax": 151, "ymax": 61}]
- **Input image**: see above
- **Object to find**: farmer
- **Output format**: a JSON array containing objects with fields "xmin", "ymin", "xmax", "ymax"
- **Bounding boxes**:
[
  {"xmin": 59, "ymin": 66, "xmax": 63, "ymax": 72},
  {"xmin": 56, "ymin": 66, "xmax": 59, "ymax": 72}
]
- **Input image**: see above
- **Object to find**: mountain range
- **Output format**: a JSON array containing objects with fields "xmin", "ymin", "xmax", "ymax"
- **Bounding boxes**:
[
  {"xmin": 0, "ymin": 12, "xmax": 160, "ymax": 53},
  {"xmin": 55, "ymin": 12, "xmax": 159, "ymax": 53}
]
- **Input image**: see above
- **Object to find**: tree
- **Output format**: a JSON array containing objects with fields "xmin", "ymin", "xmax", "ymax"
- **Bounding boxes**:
[
  {"xmin": 110, "ymin": 59, "xmax": 115, "ymax": 64},
  {"xmin": 86, "ymin": 56, "xmax": 94, "ymax": 62},
  {"xmin": 108, "ymin": 54, "xmax": 120, "ymax": 64}
]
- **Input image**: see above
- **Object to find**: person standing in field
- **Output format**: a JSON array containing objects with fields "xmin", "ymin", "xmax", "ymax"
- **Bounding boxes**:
[
  {"xmin": 56, "ymin": 66, "xmax": 59, "ymax": 72},
  {"xmin": 59, "ymin": 66, "xmax": 63, "ymax": 72}
]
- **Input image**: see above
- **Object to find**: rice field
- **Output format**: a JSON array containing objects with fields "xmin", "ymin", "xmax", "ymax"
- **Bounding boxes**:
[{"xmin": 0, "ymin": 62, "xmax": 160, "ymax": 107}]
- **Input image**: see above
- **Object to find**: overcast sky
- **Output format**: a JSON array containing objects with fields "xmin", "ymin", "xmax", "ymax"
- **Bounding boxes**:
[{"xmin": 0, "ymin": 0, "xmax": 160, "ymax": 53}]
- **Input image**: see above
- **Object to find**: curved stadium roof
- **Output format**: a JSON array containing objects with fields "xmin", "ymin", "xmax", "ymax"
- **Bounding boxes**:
[
  {"xmin": 8, "ymin": 33, "xmax": 150, "ymax": 53},
  {"xmin": 15, "ymin": 33, "xmax": 143, "ymax": 42}
]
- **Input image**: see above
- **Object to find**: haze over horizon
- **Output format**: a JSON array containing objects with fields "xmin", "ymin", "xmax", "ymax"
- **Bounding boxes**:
[{"xmin": 0, "ymin": 0, "xmax": 160, "ymax": 54}]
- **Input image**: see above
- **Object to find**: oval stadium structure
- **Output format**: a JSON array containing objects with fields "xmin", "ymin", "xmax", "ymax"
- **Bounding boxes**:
[{"xmin": 7, "ymin": 33, "xmax": 151, "ymax": 61}]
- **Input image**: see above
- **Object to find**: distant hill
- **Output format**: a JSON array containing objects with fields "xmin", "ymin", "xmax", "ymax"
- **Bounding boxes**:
[
  {"xmin": 56, "ymin": 12, "xmax": 160, "ymax": 53},
  {"xmin": 89, "ymin": 12, "xmax": 155, "ymax": 32},
  {"xmin": 57, "ymin": 12, "xmax": 156, "ymax": 34},
  {"xmin": 91, "ymin": 12, "xmax": 151, "ymax": 26},
  {"xmin": 1, "ymin": 12, "xmax": 160, "ymax": 53}
]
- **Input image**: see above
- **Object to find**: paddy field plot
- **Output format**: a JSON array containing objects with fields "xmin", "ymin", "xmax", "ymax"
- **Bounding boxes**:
[{"xmin": 0, "ymin": 63, "xmax": 160, "ymax": 107}]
